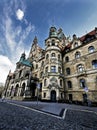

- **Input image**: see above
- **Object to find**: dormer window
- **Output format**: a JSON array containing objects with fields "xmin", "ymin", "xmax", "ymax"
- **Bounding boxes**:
[
  {"xmin": 75, "ymin": 51, "xmax": 81, "ymax": 59},
  {"xmin": 74, "ymin": 42, "xmax": 78, "ymax": 48}
]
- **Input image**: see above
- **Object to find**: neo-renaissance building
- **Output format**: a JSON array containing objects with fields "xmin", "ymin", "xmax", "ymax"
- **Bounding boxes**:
[{"xmin": 3, "ymin": 26, "xmax": 97, "ymax": 104}]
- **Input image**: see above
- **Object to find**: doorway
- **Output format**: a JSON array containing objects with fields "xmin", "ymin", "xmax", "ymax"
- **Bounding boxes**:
[
  {"xmin": 30, "ymin": 82, "xmax": 36, "ymax": 98},
  {"xmin": 51, "ymin": 90, "xmax": 56, "ymax": 102}
]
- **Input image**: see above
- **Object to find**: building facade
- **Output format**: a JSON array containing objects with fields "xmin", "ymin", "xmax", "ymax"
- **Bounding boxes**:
[{"xmin": 3, "ymin": 27, "xmax": 97, "ymax": 104}]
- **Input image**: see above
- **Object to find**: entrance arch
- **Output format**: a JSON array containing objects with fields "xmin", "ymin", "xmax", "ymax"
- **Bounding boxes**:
[
  {"xmin": 30, "ymin": 82, "xmax": 36, "ymax": 98},
  {"xmin": 20, "ymin": 83, "xmax": 25, "ymax": 96},
  {"xmin": 14, "ymin": 84, "xmax": 19, "ymax": 96},
  {"xmin": 51, "ymin": 90, "xmax": 56, "ymax": 102}
]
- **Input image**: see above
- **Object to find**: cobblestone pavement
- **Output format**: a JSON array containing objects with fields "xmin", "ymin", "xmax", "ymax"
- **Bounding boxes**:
[{"xmin": 0, "ymin": 101, "xmax": 97, "ymax": 130}]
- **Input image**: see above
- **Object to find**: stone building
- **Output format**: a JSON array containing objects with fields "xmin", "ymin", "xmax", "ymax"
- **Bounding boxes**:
[{"xmin": 3, "ymin": 26, "xmax": 97, "ymax": 104}]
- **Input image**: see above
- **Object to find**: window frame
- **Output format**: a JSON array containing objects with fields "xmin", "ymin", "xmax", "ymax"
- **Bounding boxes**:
[
  {"xmin": 51, "ymin": 66, "xmax": 56, "ymax": 73},
  {"xmin": 66, "ymin": 67, "xmax": 71, "ymax": 75},
  {"xmin": 77, "ymin": 64, "xmax": 84, "ymax": 72},
  {"xmin": 75, "ymin": 51, "xmax": 81, "ymax": 59},
  {"xmin": 88, "ymin": 46, "xmax": 95, "ymax": 53},
  {"xmin": 92, "ymin": 60, "xmax": 97, "ymax": 69}
]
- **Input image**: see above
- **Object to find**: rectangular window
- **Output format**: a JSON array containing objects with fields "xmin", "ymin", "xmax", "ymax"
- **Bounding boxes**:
[
  {"xmin": 44, "ymin": 93, "xmax": 46, "ymax": 98},
  {"xmin": 51, "ymin": 66, "xmax": 56, "ymax": 72}
]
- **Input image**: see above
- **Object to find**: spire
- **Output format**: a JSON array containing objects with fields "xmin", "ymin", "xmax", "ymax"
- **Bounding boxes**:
[
  {"xmin": 33, "ymin": 36, "xmax": 38, "ymax": 45},
  {"xmin": 20, "ymin": 52, "xmax": 26, "ymax": 62}
]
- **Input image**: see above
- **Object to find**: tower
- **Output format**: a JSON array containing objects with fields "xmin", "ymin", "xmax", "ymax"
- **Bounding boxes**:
[{"xmin": 42, "ymin": 27, "xmax": 64, "ymax": 102}]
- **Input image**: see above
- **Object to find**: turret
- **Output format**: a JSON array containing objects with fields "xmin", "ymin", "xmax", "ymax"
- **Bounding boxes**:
[{"xmin": 49, "ymin": 27, "xmax": 58, "ymax": 38}]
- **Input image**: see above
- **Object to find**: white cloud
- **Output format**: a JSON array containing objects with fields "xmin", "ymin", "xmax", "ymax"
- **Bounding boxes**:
[
  {"xmin": 16, "ymin": 9, "xmax": 24, "ymax": 21},
  {"xmin": 0, "ymin": 55, "xmax": 13, "ymax": 66},
  {"xmin": 0, "ymin": 55, "xmax": 15, "ymax": 83}
]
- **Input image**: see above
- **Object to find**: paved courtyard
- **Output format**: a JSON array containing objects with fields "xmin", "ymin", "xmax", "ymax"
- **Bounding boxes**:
[{"xmin": 0, "ymin": 99, "xmax": 97, "ymax": 130}]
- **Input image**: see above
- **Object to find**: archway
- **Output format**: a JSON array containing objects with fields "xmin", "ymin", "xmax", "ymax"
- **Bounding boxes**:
[
  {"xmin": 51, "ymin": 90, "xmax": 56, "ymax": 102},
  {"xmin": 30, "ymin": 82, "xmax": 36, "ymax": 98},
  {"xmin": 10, "ymin": 86, "xmax": 13, "ymax": 96},
  {"xmin": 20, "ymin": 83, "xmax": 25, "ymax": 96},
  {"xmin": 14, "ymin": 84, "xmax": 19, "ymax": 96}
]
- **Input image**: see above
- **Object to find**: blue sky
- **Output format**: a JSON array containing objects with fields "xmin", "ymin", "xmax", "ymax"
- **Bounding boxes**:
[{"xmin": 0, "ymin": 0, "xmax": 97, "ymax": 83}]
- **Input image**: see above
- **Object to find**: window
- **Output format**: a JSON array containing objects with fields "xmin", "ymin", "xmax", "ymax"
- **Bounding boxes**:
[
  {"xmin": 52, "ymin": 40, "xmax": 55, "ymax": 46},
  {"xmin": 88, "ymin": 46, "xmax": 95, "ymax": 53},
  {"xmin": 46, "ymin": 54, "xmax": 49, "ymax": 59},
  {"xmin": 75, "ymin": 51, "xmax": 81, "ymax": 59},
  {"xmin": 80, "ymin": 79, "xmax": 86, "ymax": 88},
  {"xmin": 51, "ymin": 53, "xmax": 56, "ymax": 57},
  {"xmin": 65, "ymin": 56, "xmax": 69, "ymax": 62},
  {"xmin": 60, "ymin": 80, "xmax": 63, "ymax": 86},
  {"xmin": 44, "ymin": 79, "xmax": 47, "ymax": 86},
  {"xmin": 19, "ymin": 70, "xmax": 22, "ymax": 77},
  {"xmin": 67, "ymin": 81, "xmax": 72, "ymax": 88},
  {"xmin": 58, "ymin": 54, "xmax": 60, "ymax": 60},
  {"xmin": 51, "ymin": 66, "xmax": 56, "ymax": 72},
  {"xmin": 69, "ymin": 94, "xmax": 72, "ymax": 101},
  {"xmin": 40, "ymin": 72, "xmax": 43, "ymax": 78},
  {"xmin": 45, "ymin": 66, "xmax": 48, "ymax": 73},
  {"xmin": 41, "ymin": 61, "xmax": 44, "ymax": 67},
  {"xmin": 77, "ymin": 64, "xmax": 84, "ymax": 72},
  {"xmin": 66, "ymin": 68, "xmax": 71, "ymax": 75},
  {"xmin": 58, "ymin": 67, "xmax": 61, "ymax": 73},
  {"xmin": 44, "ymin": 93, "xmax": 46, "ymax": 98},
  {"xmin": 74, "ymin": 42, "xmax": 78, "ymax": 48},
  {"xmin": 36, "ymin": 64, "xmax": 38, "ymax": 69},
  {"xmin": 92, "ymin": 60, "xmax": 97, "ymax": 69},
  {"xmin": 35, "ymin": 74, "xmax": 37, "ymax": 77}
]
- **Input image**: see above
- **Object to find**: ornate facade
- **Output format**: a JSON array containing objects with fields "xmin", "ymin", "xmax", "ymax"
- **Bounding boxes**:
[{"xmin": 3, "ymin": 27, "xmax": 97, "ymax": 104}]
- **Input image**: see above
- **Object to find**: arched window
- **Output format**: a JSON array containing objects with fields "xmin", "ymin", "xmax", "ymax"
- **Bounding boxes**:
[
  {"xmin": 52, "ymin": 40, "xmax": 55, "ymax": 46},
  {"xmin": 51, "ymin": 66, "xmax": 56, "ymax": 72},
  {"xmin": 51, "ymin": 53, "xmax": 56, "ymax": 57},
  {"xmin": 41, "ymin": 61, "xmax": 44, "ymax": 67},
  {"xmin": 45, "ymin": 66, "xmax": 48, "ymax": 73},
  {"xmin": 65, "ymin": 56, "xmax": 69, "ymax": 62},
  {"xmin": 58, "ymin": 54, "xmax": 60, "ymax": 60},
  {"xmin": 66, "ymin": 68, "xmax": 71, "ymax": 75},
  {"xmin": 44, "ymin": 79, "xmax": 47, "ymax": 86},
  {"xmin": 75, "ymin": 51, "xmax": 81, "ymax": 59},
  {"xmin": 67, "ymin": 81, "xmax": 72, "ymax": 88},
  {"xmin": 77, "ymin": 64, "xmax": 84, "ymax": 72},
  {"xmin": 74, "ymin": 42, "xmax": 78, "ymax": 48},
  {"xmin": 88, "ymin": 46, "xmax": 95, "ymax": 53},
  {"xmin": 80, "ymin": 79, "xmax": 86, "ymax": 88},
  {"xmin": 60, "ymin": 79, "xmax": 63, "ymax": 86},
  {"xmin": 92, "ymin": 60, "xmax": 97, "ymax": 69},
  {"xmin": 46, "ymin": 54, "xmax": 49, "ymax": 59}
]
